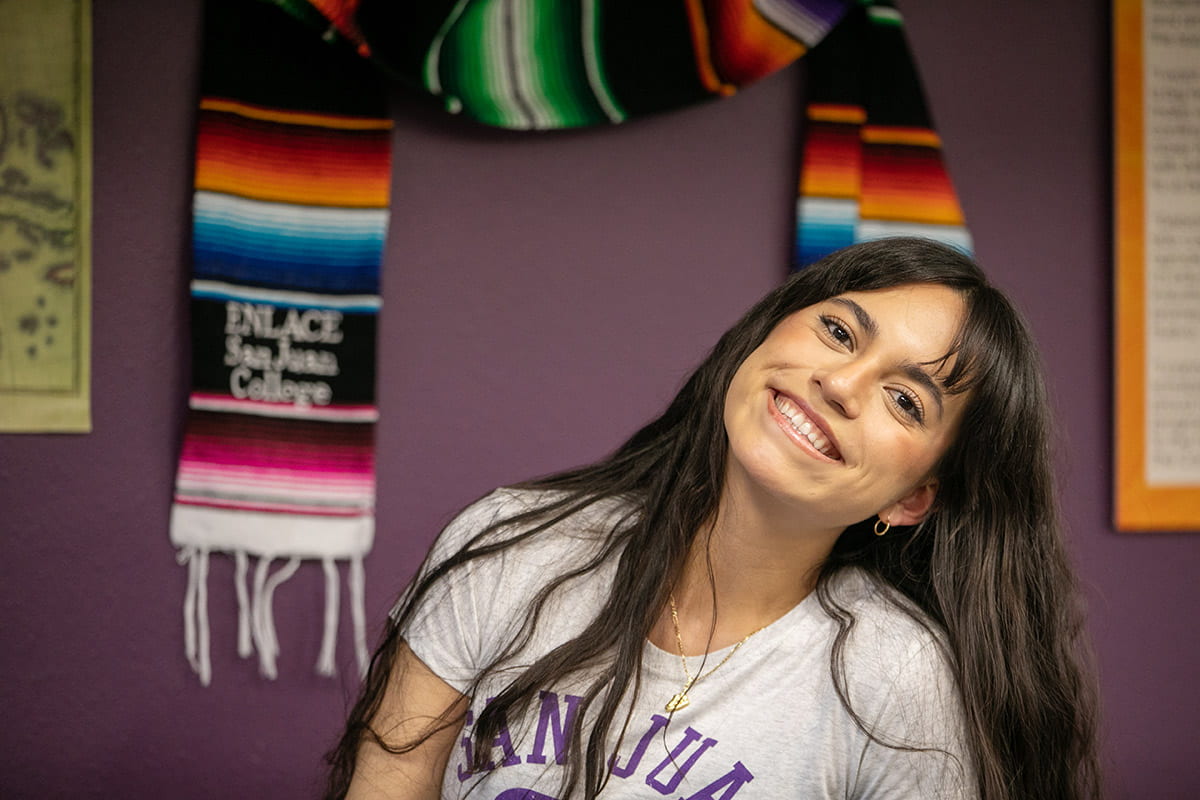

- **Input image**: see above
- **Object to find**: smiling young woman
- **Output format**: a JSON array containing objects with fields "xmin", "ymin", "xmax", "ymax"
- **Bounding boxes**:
[{"xmin": 326, "ymin": 238, "xmax": 1101, "ymax": 800}]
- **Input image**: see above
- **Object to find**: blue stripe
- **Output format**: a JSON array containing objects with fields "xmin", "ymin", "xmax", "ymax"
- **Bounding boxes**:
[
  {"xmin": 193, "ymin": 250, "xmax": 380, "ymax": 293},
  {"xmin": 796, "ymin": 220, "xmax": 856, "ymax": 267},
  {"xmin": 191, "ymin": 192, "xmax": 386, "ymax": 292},
  {"xmin": 194, "ymin": 221, "xmax": 383, "ymax": 270}
]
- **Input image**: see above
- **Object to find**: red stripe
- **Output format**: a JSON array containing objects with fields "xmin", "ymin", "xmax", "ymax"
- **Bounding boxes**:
[
  {"xmin": 861, "ymin": 142, "xmax": 964, "ymax": 224},
  {"xmin": 184, "ymin": 410, "xmax": 375, "ymax": 445},
  {"xmin": 801, "ymin": 121, "xmax": 862, "ymax": 196},
  {"xmin": 174, "ymin": 496, "xmax": 369, "ymax": 517}
]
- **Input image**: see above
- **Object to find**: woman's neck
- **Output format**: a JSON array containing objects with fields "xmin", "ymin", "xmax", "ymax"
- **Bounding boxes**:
[{"xmin": 651, "ymin": 483, "xmax": 843, "ymax": 656}]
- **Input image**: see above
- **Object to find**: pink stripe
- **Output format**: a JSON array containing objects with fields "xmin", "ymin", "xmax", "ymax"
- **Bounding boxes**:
[
  {"xmin": 182, "ymin": 434, "xmax": 372, "ymax": 460},
  {"xmin": 178, "ymin": 447, "xmax": 375, "ymax": 473},
  {"xmin": 180, "ymin": 444, "xmax": 374, "ymax": 470},
  {"xmin": 177, "ymin": 464, "xmax": 374, "ymax": 489}
]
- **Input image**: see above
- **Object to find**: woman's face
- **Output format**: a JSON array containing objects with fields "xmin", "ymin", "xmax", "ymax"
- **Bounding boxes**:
[{"xmin": 722, "ymin": 282, "xmax": 970, "ymax": 533}]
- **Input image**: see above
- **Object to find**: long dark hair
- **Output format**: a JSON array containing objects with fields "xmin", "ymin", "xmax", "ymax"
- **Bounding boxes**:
[{"xmin": 326, "ymin": 237, "xmax": 1101, "ymax": 799}]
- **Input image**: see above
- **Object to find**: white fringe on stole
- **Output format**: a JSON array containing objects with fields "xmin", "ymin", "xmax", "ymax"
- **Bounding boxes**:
[
  {"xmin": 179, "ymin": 547, "xmax": 212, "ymax": 687},
  {"xmin": 176, "ymin": 545, "xmax": 370, "ymax": 684}
]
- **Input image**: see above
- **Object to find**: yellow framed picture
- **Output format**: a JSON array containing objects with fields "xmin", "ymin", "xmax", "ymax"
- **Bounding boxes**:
[{"xmin": 1113, "ymin": 0, "xmax": 1200, "ymax": 530}]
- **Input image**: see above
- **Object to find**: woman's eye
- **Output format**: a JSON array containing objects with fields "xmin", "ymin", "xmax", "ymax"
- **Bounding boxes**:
[
  {"xmin": 820, "ymin": 316, "xmax": 852, "ymax": 346},
  {"xmin": 889, "ymin": 389, "xmax": 925, "ymax": 423}
]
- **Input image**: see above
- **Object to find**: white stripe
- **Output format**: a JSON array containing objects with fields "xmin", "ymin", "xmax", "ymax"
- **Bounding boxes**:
[
  {"xmin": 752, "ymin": 0, "xmax": 831, "ymax": 44},
  {"xmin": 177, "ymin": 468, "xmax": 372, "ymax": 490},
  {"xmin": 855, "ymin": 221, "xmax": 974, "ymax": 254},
  {"xmin": 188, "ymin": 395, "xmax": 379, "ymax": 422},
  {"xmin": 174, "ymin": 483, "xmax": 373, "ymax": 507},
  {"xmin": 195, "ymin": 191, "xmax": 388, "ymax": 236},
  {"xmin": 798, "ymin": 196, "xmax": 861, "ymax": 223},
  {"xmin": 170, "ymin": 504, "xmax": 374, "ymax": 559},
  {"xmin": 582, "ymin": 0, "xmax": 623, "ymax": 123},
  {"xmin": 510, "ymin": 0, "xmax": 555, "ymax": 129},
  {"xmin": 867, "ymin": 6, "xmax": 904, "ymax": 24},
  {"xmin": 190, "ymin": 280, "xmax": 381, "ymax": 310},
  {"xmin": 424, "ymin": 0, "xmax": 473, "ymax": 96},
  {"xmin": 177, "ymin": 468, "xmax": 373, "ymax": 492},
  {"xmin": 175, "ymin": 483, "xmax": 374, "ymax": 507},
  {"xmin": 488, "ymin": 1, "xmax": 524, "ymax": 127}
]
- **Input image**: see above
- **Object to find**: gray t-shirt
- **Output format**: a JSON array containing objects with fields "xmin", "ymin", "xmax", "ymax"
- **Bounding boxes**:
[{"xmin": 403, "ymin": 489, "xmax": 975, "ymax": 799}]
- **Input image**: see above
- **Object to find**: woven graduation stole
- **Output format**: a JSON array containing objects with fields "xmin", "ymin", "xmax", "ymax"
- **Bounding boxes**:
[
  {"xmin": 171, "ymin": 0, "xmax": 968, "ymax": 684},
  {"xmin": 171, "ymin": 0, "xmax": 390, "ymax": 684},
  {"xmin": 796, "ymin": 1, "xmax": 970, "ymax": 264}
]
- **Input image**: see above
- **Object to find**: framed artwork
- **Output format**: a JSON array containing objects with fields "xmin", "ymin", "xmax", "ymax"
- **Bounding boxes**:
[
  {"xmin": 0, "ymin": 0, "xmax": 92, "ymax": 432},
  {"xmin": 1113, "ymin": 0, "xmax": 1200, "ymax": 530}
]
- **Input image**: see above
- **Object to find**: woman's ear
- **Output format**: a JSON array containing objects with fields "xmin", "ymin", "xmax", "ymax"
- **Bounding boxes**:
[{"xmin": 880, "ymin": 479, "xmax": 939, "ymax": 527}]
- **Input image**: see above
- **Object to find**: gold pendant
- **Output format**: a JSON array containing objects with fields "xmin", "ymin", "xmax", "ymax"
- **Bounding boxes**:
[{"xmin": 665, "ymin": 691, "xmax": 690, "ymax": 712}]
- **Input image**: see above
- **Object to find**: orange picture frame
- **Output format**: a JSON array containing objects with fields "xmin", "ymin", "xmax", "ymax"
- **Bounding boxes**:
[{"xmin": 1113, "ymin": 0, "xmax": 1200, "ymax": 531}]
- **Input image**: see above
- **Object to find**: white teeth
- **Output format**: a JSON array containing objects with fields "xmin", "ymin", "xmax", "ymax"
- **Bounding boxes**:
[{"xmin": 772, "ymin": 395, "xmax": 839, "ymax": 459}]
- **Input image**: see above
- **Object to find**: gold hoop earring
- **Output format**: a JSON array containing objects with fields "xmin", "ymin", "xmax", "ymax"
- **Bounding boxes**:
[{"xmin": 874, "ymin": 518, "xmax": 890, "ymax": 536}]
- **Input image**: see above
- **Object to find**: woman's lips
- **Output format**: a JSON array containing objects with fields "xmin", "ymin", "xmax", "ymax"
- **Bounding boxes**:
[{"xmin": 768, "ymin": 390, "xmax": 843, "ymax": 461}]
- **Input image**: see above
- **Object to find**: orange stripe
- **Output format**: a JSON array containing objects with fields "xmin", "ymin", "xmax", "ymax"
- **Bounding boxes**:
[
  {"xmin": 194, "ymin": 114, "xmax": 391, "ymax": 206},
  {"xmin": 199, "ymin": 98, "xmax": 393, "ymax": 131},
  {"xmin": 685, "ymin": 0, "xmax": 738, "ymax": 95},
  {"xmin": 702, "ymin": 0, "xmax": 805, "ymax": 85},
  {"xmin": 807, "ymin": 104, "xmax": 867, "ymax": 124},
  {"xmin": 862, "ymin": 125, "xmax": 942, "ymax": 147},
  {"xmin": 861, "ymin": 149, "xmax": 964, "ymax": 224},
  {"xmin": 801, "ymin": 125, "xmax": 862, "ymax": 197},
  {"xmin": 803, "ymin": 164, "xmax": 860, "ymax": 197},
  {"xmin": 195, "ymin": 160, "xmax": 389, "ymax": 207},
  {"xmin": 861, "ymin": 186, "xmax": 963, "ymax": 223},
  {"xmin": 859, "ymin": 195, "xmax": 964, "ymax": 225}
]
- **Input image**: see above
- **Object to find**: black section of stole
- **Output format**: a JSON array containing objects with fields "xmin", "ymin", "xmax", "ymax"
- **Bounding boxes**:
[
  {"xmin": 191, "ymin": 297, "xmax": 377, "ymax": 406},
  {"xmin": 202, "ymin": 0, "xmax": 389, "ymax": 118},
  {"xmin": 597, "ymin": 0, "xmax": 712, "ymax": 117}
]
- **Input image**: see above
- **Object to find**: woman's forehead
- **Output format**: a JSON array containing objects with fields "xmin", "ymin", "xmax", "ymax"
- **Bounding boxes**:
[{"xmin": 806, "ymin": 284, "xmax": 967, "ymax": 355}]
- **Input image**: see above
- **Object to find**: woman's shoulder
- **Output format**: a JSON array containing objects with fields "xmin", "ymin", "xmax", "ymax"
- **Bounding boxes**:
[
  {"xmin": 826, "ymin": 568, "xmax": 958, "ymax": 708},
  {"xmin": 442, "ymin": 485, "xmax": 553, "ymax": 532},
  {"xmin": 403, "ymin": 488, "xmax": 635, "ymax": 685},
  {"xmin": 829, "ymin": 568, "xmax": 948, "ymax": 654},
  {"xmin": 430, "ymin": 486, "xmax": 636, "ymax": 569},
  {"xmin": 825, "ymin": 570, "xmax": 974, "ymax": 794}
]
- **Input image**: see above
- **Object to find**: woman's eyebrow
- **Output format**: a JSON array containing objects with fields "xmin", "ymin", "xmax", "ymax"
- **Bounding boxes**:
[{"xmin": 831, "ymin": 297, "xmax": 877, "ymax": 339}]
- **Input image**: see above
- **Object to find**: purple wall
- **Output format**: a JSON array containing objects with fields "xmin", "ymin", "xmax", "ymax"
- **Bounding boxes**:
[{"xmin": 1, "ymin": 1, "xmax": 1196, "ymax": 796}]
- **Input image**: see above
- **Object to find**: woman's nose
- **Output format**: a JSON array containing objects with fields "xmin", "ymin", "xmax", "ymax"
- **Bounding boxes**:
[{"xmin": 813, "ymin": 360, "xmax": 870, "ymax": 419}]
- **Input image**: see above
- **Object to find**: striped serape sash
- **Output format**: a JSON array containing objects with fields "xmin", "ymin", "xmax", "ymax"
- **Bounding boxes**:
[
  {"xmin": 171, "ymin": 0, "xmax": 969, "ymax": 684},
  {"xmin": 172, "ymin": 0, "xmax": 390, "ymax": 684},
  {"xmin": 796, "ymin": 1, "xmax": 970, "ymax": 264}
]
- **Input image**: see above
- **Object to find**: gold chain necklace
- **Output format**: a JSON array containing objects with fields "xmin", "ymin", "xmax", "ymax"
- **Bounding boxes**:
[{"xmin": 664, "ymin": 594, "xmax": 766, "ymax": 712}]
